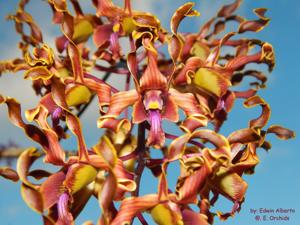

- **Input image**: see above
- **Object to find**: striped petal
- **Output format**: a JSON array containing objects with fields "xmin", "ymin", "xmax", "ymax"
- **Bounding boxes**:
[
  {"xmin": 111, "ymin": 194, "xmax": 159, "ymax": 225},
  {"xmin": 139, "ymin": 50, "xmax": 168, "ymax": 91},
  {"xmin": 209, "ymin": 167, "xmax": 248, "ymax": 203},
  {"xmin": 169, "ymin": 88, "xmax": 204, "ymax": 116},
  {"xmin": 101, "ymin": 89, "xmax": 139, "ymax": 119}
]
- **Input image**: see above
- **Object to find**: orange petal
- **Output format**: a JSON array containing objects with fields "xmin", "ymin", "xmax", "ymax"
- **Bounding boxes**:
[
  {"xmin": 21, "ymin": 183, "xmax": 43, "ymax": 213},
  {"xmin": 66, "ymin": 113, "xmax": 89, "ymax": 161},
  {"xmin": 180, "ymin": 115, "xmax": 208, "ymax": 133},
  {"xmin": 162, "ymin": 96, "xmax": 179, "ymax": 122},
  {"xmin": 98, "ymin": 172, "xmax": 118, "ymax": 225},
  {"xmin": 176, "ymin": 164, "xmax": 210, "ymax": 204},
  {"xmin": 139, "ymin": 50, "xmax": 168, "ymax": 91},
  {"xmin": 40, "ymin": 171, "xmax": 65, "ymax": 210},
  {"xmin": 93, "ymin": 24, "xmax": 113, "ymax": 48},
  {"xmin": 169, "ymin": 88, "xmax": 204, "ymax": 116},
  {"xmin": 111, "ymin": 194, "xmax": 159, "ymax": 225},
  {"xmin": 95, "ymin": 0, "xmax": 124, "ymax": 18},
  {"xmin": 182, "ymin": 209, "xmax": 209, "ymax": 225},
  {"xmin": 97, "ymin": 117, "xmax": 131, "ymax": 133},
  {"xmin": 132, "ymin": 99, "xmax": 147, "ymax": 124},
  {"xmin": 102, "ymin": 89, "xmax": 139, "ymax": 118}
]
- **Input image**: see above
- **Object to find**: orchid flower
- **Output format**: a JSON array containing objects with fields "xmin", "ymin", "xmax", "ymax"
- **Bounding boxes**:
[{"xmin": 98, "ymin": 40, "xmax": 207, "ymax": 148}]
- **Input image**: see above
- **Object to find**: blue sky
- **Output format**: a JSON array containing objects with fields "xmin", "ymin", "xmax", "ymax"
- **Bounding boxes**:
[{"xmin": 0, "ymin": 0, "xmax": 299, "ymax": 225}]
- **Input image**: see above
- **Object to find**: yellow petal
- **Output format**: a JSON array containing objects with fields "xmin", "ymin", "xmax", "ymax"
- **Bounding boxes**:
[
  {"xmin": 122, "ymin": 17, "xmax": 136, "ymax": 35},
  {"xmin": 191, "ymin": 42, "xmax": 210, "ymax": 61},
  {"xmin": 56, "ymin": 67, "xmax": 70, "ymax": 79},
  {"xmin": 66, "ymin": 85, "xmax": 92, "ymax": 107},
  {"xmin": 65, "ymin": 164, "xmax": 98, "ymax": 194},
  {"xmin": 193, "ymin": 68, "xmax": 231, "ymax": 97},
  {"xmin": 151, "ymin": 203, "xmax": 183, "ymax": 225},
  {"xmin": 73, "ymin": 19, "xmax": 94, "ymax": 43}
]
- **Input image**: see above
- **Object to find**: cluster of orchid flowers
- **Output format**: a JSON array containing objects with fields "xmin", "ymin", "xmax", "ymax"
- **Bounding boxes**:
[{"xmin": 0, "ymin": 0, "xmax": 295, "ymax": 225}]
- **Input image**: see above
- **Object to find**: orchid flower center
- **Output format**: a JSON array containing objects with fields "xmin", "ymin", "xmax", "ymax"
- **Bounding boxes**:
[{"xmin": 143, "ymin": 90, "xmax": 165, "ymax": 147}]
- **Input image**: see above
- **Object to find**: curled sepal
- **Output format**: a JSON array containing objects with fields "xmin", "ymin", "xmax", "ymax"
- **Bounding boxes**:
[
  {"xmin": 98, "ymin": 172, "xmax": 117, "ymax": 225},
  {"xmin": 217, "ymin": 0, "xmax": 242, "ymax": 18},
  {"xmin": 65, "ymin": 113, "xmax": 89, "ymax": 161},
  {"xmin": 24, "ymin": 66, "xmax": 53, "ymax": 81},
  {"xmin": 171, "ymin": 2, "xmax": 200, "ymax": 34},
  {"xmin": 244, "ymin": 95, "xmax": 270, "ymax": 129},
  {"xmin": 267, "ymin": 125, "xmax": 296, "ymax": 140},
  {"xmin": 111, "ymin": 194, "xmax": 159, "ymax": 225},
  {"xmin": 25, "ymin": 44, "xmax": 54, "ymax": 66},
  {"xmin": 238, "ymin": 8, "xmax": 270, "ymax": 33},
  {"xmin": 92, "ymin": 136, "xmax": 118, "ymax": 168},
  {"xmin": 17, "ymin": 147, "xmax": 41, "ymax": 188},
  {"xmin": 173, "ymin": 57, "xmax": 203, "ymax": 86},
  {"xmin": 51, "ymin": 0, "xmax": 67, "ymax": 12},
  {"xmin": 191, "ymin": 129, "xmax": 231, "ymax": 160},
  {"xmin": 0, "ymin": 167, "xmax": 19, "ymax": 182},
  {"xmin": 7, "ymin": 9, "xmax": 43, "ymax": 46},
  {"xmin": 97, "ymin": 118, "xmax": 131, "ymax": 134},
  {"xmin": 228, "ymin": 128, "xmax": 261, "ymax": 144},
  {"xmin": 114, "ymin": 160, "xmax": 136, "ymax": 200},
  {"xmin": 168, "ymin": 34, "xmax": 183, "ymax": 63},
  {"xmin": 0, "ymin": 96, "xmax": 51, "ymax": 159},
  {"xmin": 167, "ymin": 134, "xmax": 191, "ymax": 161}
]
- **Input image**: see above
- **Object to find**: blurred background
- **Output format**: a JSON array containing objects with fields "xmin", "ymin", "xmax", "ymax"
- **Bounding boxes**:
[{"xmin": 0, "ymin": 0, "xmax": 299, "ymax": 224}]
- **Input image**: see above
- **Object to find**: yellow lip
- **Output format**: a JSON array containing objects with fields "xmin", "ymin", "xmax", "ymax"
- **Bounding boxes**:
[{"xmin": 148, "ymin": 101, "xmax": 160, "ymax": 110}]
